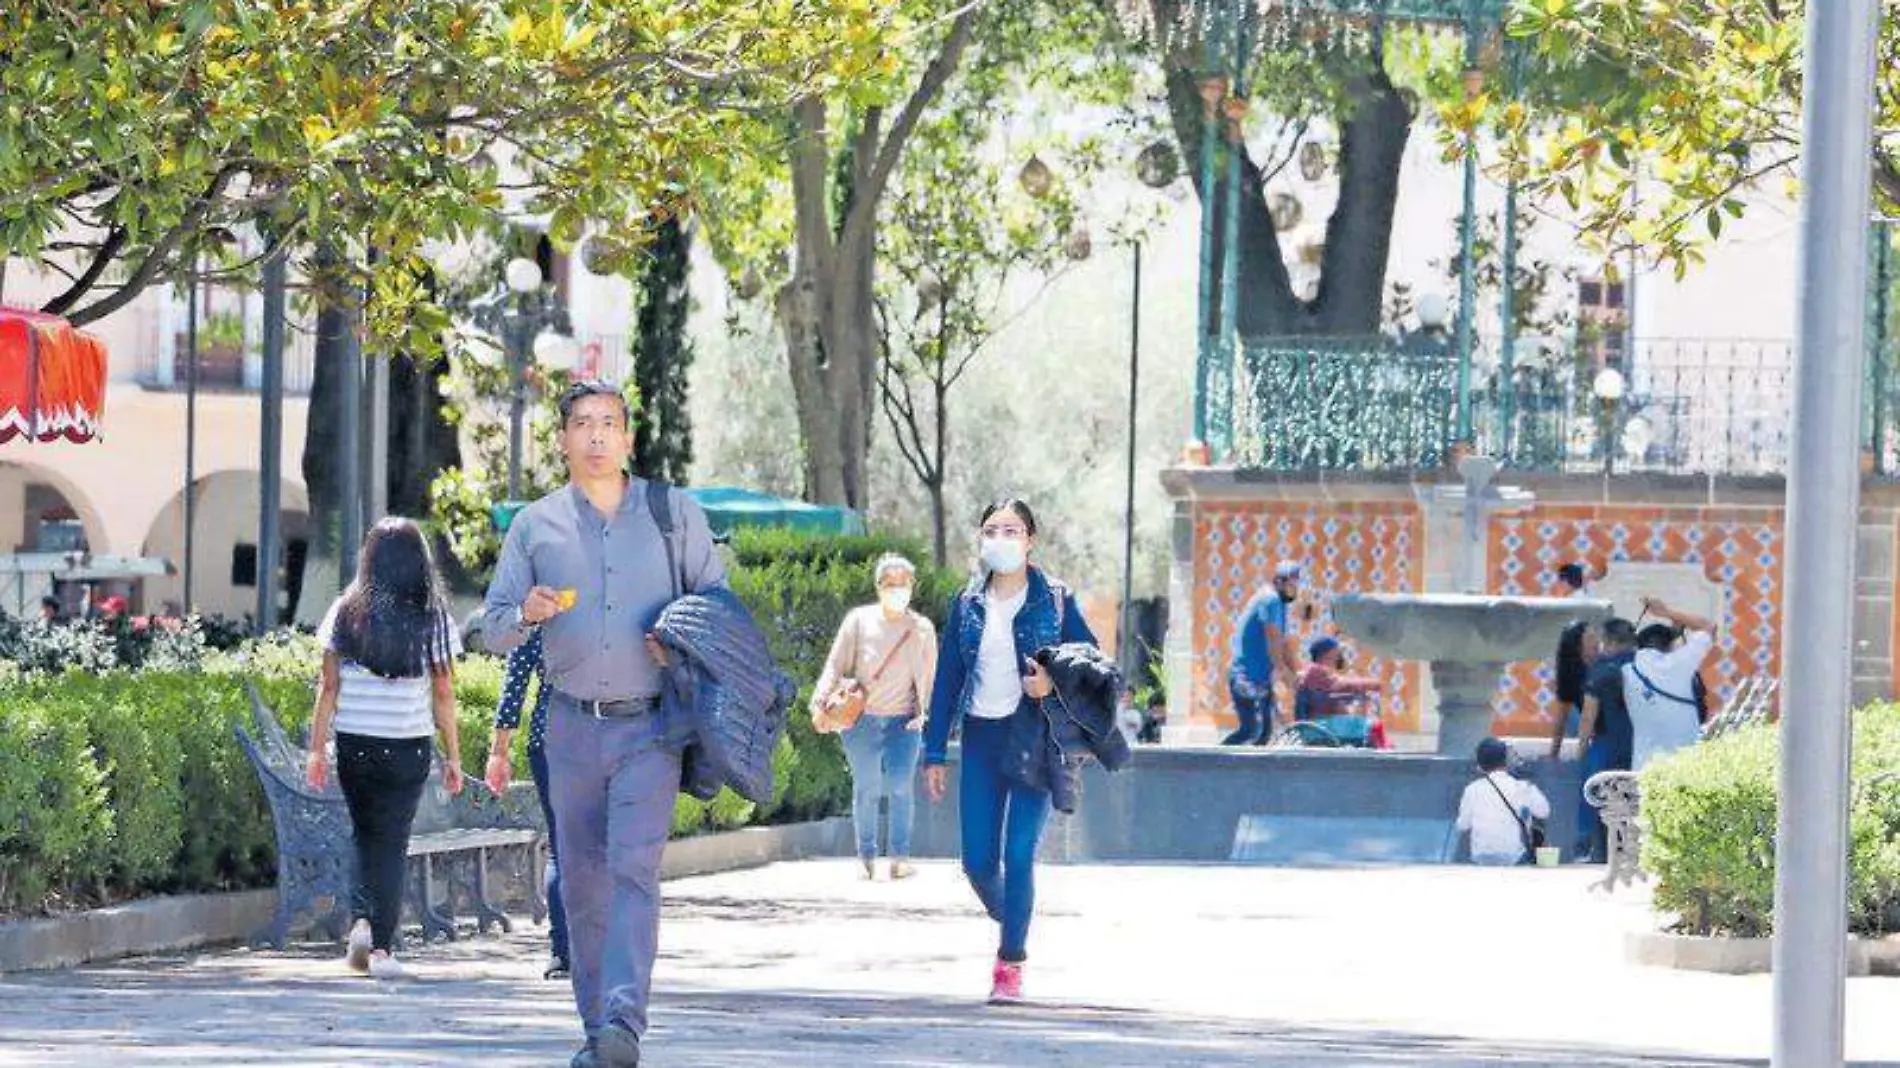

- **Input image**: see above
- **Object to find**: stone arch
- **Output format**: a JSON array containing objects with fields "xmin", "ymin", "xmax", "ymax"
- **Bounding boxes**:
[
  {"xmin": 140, "ymin": 469, "xmax": 311, "ymax": 621},
  {"xmin": 0, "ymin": 460, "xmax": 111, "ymax": 616}
]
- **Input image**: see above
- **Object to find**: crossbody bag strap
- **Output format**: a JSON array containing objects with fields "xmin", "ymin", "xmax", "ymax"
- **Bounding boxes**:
[
  {"xmin": 866, "ymin": 624, "xmax": 915, "ymax": 685},
  {"xmin": 1629, "ymin": 663, "xmax": 1698, "ymax": 708},
  {"xmin": 1485, "ymin": 773, "xmax": 1534, "ymax": 845}
]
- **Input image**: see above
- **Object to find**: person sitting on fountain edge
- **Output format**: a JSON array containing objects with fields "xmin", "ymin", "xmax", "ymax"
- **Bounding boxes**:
[{"xmin": 1225, "ymin": 561, "xmax": 1303, "ymax": 746}]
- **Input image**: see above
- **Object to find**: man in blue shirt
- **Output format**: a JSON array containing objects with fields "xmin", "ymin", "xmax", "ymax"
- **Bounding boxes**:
[
  {"xmin": 1225, "ymin": 560, "xmax": 1303, "ymax": 745},
  {"xmin": 483, "ymin": 380, "xmax": 725, "ymax": 1068},
  {"xmin": 1574, "ymin": 617, "xmax": 1638, "ymax": 862}
]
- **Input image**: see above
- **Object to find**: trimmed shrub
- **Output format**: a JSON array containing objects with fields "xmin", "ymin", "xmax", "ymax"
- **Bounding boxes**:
[
  {"xmin": 0, "ymin": 530, "xmax": 960, "ymax": 914},
  {"xmin": 1641, "ymin": 702, "xmax": 1900, "ymax": 937}
]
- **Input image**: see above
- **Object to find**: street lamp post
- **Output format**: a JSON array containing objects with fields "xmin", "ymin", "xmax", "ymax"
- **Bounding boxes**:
[
  {"xmin": 1592, "ymin": 367, "xmax": 1626, "ymax": 477},
  {"xmin": 489, "ymin": 255, "xmax": 579, "ymax": 502}
]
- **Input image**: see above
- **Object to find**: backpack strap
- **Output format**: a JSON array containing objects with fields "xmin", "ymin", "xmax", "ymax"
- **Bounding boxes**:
[{"xmin": 646, "ymin": 479, "xmax": 684, "ymax": 600}]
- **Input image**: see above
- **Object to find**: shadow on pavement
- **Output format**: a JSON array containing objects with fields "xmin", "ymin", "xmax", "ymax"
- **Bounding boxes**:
[{"xmin": 4, "ymin": 960, "xmax": 1878, "ymax": 1068}]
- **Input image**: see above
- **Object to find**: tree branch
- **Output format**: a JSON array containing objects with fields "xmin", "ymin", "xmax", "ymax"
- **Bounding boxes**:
[
  {"xmin": 57, "ymin": 166, "xmax": 246, "ymax": 326},
  {"xmin": 39, "ymin": 226, "xmax": 129, "ymax": 317},
  {"xmin": 839, "ymin": 7, "xmax": 980, "ymax": 254}
]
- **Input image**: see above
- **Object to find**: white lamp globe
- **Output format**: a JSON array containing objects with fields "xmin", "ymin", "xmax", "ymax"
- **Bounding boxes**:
[
  {"xmin": 1416, "ymin": 292, "xmax": 1449, "ymax": 331},
  {"xmin": 1592, "ymin": 367, "xmax": 1627, "ymax": 402},
  {"xmin": 504, "ymin": 256, "xmax": 544, "ymax": 295}
]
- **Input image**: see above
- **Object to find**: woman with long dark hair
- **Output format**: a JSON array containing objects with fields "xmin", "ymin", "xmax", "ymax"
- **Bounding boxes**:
[
  {"xmin": 922, "ymin": 498, "xmax": 1097, "ymax": 1003},
  {"xmin": 306, "ymin": 517, "xmax": 465, "ymax": 979},
  {"xmin": 1546, "ymin": 619, "xmax": 1598, "ymax": 759}
]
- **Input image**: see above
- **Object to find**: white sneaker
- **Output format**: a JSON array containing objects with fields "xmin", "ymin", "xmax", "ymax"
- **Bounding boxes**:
[
  {"xmin": 368, "ymin": 952, "xmax": 406, "ymax": 980},
  {"xmin": 345, "ymin": 921, "xmax": 372, "ymax": 974}
]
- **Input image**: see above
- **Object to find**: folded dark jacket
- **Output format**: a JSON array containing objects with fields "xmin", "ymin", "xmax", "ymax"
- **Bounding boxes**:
[
  {"xmin": 652, "ymin": 588, "xmax": 795, "ymax": 805},
  {"xmin": 1035, "ymin": 642, "xmax": 1132, "ymax": 773}
]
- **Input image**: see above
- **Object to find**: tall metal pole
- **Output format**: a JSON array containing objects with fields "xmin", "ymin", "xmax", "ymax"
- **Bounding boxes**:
[
  {"xmin": 182, "ymin": 263, "xmax": 200, "ymax": 615},
  {"xmin": 1210, "ymin": 0, "xmax": 1248, "ymax": 462},
  {"xmin": 1869, "ymin": 223, "xmax": 1892, "ymax": 476},
  {"xmin": 367, "ymin": 352, "xmax": 389, "ymax": 524},
  {"xmin": 507, "ymin": 309, "xmax": 528, "ymax": 500},
  {"xmin": 1773, "ymin": 3, "xmax": 1880, "ymax": 1066},
  {"xmin": 1454, "ymin": 1, "xmax": 1482, "ymax": 444},
  {"xmin": 1497, "ymin": 42, "xmax": 1522, "ymax": 461},
  {"xmin": 1121, "ymin": 241, "xmax": 1142, "ymax": 678},
  {"xmin": 1191, "ymin": 4, "xmax": 1228, "ymax": 450},
  {"xmin": 256, "ymin": 239, "xmax": 286, "ymax": 636},
  {"xmin": 336, "ymin": 281, "xmax": 364, "ymax": 581}
]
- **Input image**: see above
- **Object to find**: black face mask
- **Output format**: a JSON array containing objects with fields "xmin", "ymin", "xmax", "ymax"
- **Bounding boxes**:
[{"xmin": 1277, "ymin": 587, "xmax": 1298, "ymax": 604}]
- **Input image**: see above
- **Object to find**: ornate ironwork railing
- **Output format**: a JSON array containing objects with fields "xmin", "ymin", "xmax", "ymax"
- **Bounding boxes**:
[
  {"xmin": 1239, "ymin": 340, "xmax": 1458, "ymax": 471},
  {"xmin": 1234, "ymin": 337, "xmax": 1821, "ymax": 477}
]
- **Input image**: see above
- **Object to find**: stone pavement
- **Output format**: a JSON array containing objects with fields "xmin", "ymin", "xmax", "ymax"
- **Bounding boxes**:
[{"xmin": 6, "ymin": 860, "xmax": 1900, "ymax": 1066}]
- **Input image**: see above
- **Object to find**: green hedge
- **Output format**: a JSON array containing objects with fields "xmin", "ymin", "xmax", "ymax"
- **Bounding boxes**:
[
  {"xmin": 0, "ymin": 531, "xmax": 962, "ymax": 915},
  {"xmin": 1642, "ymin": 703, "xmax": 1900, "ymax": 937}
]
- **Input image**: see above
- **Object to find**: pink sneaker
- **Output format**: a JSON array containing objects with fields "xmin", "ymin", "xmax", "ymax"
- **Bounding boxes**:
[{"xmin": 988, "ymin": 959, "xmax": 1023, "ymax": 1004}]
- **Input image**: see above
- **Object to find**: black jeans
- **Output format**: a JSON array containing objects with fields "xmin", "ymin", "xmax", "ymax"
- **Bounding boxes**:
[{"xmin": 335, "ymin": 733, "xmax": 433, "ymax": 952}]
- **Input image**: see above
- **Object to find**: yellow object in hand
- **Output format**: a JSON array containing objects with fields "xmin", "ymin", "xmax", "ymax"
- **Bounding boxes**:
[{"xmin": 556, "ymin": 588, "xmax": 578, "ymax": 611}]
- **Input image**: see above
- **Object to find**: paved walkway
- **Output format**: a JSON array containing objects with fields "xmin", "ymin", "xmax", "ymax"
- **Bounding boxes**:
[{"xmin": 6, "ymin": 861, "xmax": 1900, "ymax": 1066}]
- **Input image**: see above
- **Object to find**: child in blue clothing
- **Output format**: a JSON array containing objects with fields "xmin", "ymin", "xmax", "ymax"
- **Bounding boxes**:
[{"xmin": 484, "ymin": 630, "xmax": 570, "ymax": 979}]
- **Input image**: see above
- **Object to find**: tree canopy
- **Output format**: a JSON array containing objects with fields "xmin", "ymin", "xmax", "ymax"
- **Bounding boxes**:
[
  {"xmin": 0, "ymin": 0, "xmax": 899, "ymax": 344},
  {"xmin": 1495, "ymin": 0, "xmax": 1897, "ymax": 272}
]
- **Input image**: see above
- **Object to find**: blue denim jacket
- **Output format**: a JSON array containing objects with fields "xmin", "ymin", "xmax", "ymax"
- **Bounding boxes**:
[{"xmin": 923, "ymin": 566, "xmax": 1098, "ymax": 767}]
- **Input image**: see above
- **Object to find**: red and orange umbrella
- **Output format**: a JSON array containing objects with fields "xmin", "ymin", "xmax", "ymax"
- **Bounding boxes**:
[{"xmin": 0, "ymin": 308, "xmax": 108, "ymax": 444}]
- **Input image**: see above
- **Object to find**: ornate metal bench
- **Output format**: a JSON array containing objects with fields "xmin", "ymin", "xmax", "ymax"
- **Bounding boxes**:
[
  {"xmin": 1583, "ymin": 770, "xmax": 1644, "ymax": 891},
  {"xmin": 237, "ymin": 684, "xmax": 544, "ymax": 949}
]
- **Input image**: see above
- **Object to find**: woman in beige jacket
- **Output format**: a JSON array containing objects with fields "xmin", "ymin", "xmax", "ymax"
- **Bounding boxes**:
[{"xmin": 813, "ymin": 553, "xmax": 939, "ymax": 879}]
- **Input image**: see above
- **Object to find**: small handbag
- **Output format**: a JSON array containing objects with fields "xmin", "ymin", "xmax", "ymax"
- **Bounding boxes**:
[{"xmin": 815, "ymin": 624, "xmax": 914, "ymax": 734}]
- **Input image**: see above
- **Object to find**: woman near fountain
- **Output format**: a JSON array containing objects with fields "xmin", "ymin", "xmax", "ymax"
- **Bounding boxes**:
[
  {"xmin": 1547, "ymin": 620, "xmax": 1599, "ymax": 760},
  {"xmin": 923, "ymin": 498, "xmax": 1099, "ymax": 1004}
]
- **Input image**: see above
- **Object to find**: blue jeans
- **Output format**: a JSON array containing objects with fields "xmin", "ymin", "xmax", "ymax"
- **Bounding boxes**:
[
  {"xmin": 545, "ymin": 694, "xmax": 681, "ymax": 1038},
  {"xmin": 841, "ymin": 714, "xmax": 923, "ymax": 859},
  {"xmin": 1576, "ymin": 738, "xmax": 1615, "ymax": 862},
  {"xmin": 527, "ymin": 742, "xmax": 570, "ymax": 962},
  {"xmin": 958, "ymin": 716, "xmax": 1051, "ymax": 963},
  {"xmin": 1223, "ymin": 671, "xmax": 1276, "ymax": 746}
]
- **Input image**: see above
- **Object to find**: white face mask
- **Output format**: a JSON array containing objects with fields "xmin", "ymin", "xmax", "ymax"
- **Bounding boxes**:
[
  {"xmin": 981, "ymin": 537, "xmax": 1027, "ymax": 575},
  {"xmin": 878, "ymin": 587, "xmax": 912, "ymax": 613}
]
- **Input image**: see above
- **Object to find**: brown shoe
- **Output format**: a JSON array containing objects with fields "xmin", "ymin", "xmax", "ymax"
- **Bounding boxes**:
[{"xmin": 889, "ymin": 859, "xmax": 916, "ymax": 880}]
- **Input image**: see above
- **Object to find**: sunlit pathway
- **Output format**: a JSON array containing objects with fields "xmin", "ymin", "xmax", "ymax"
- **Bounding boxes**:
[{"xmin": 5, "ymin": 860, "xmax": 1899, "ymax": 1066}]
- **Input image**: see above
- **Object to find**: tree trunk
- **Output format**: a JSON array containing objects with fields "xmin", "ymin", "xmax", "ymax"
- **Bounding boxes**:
[
  {"xmin": 1162, "ymin": 56, "xmax": 1412, "ymax": 339},
  {"xmin": 632, "ymin": 217, "xmax": 695, "ymax": 485},
  {"xmin": 296, "ymin": 287, "xmax": 347, "ymax": 625},
  {"xmin": 777, "ymin": 275, "xmax": 851, "ymax": 505},
  {"xmin": 384, "ymin": 352, "xmax": 460, "ymax": 519},
  {"xmin": 930, "ymin": 375, "xmax": 950, "ymax": 567}
]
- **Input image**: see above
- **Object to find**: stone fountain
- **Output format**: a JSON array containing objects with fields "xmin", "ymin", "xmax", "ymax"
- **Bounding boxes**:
[{"xmin": 1333, "ymin": 456, "xmax": 1609, "ymax": 756}]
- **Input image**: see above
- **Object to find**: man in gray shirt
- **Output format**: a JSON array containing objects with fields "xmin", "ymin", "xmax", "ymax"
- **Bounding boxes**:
[{"xmin": 484, "ymin": 380, "xmax": 724, "ymax": 1068}]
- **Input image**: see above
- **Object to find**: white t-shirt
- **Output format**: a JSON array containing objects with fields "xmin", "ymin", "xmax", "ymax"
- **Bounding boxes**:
[
  {"xmin": 1457, "ymin": 771, "xmax": 1551, "ymax": 863},
  {"xmin": 969, "ymin": 587, "xmax": 1028, "ymax": 720},
  {"xmin": 1623, "ymin": 630, "xmax": 1714, "ymax": 770},
  {"xmin": 319, "ymin": 597, "xmax": 461, "ymax": 740}
]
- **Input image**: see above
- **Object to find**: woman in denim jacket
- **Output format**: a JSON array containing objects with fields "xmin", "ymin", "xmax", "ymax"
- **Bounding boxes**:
[{"xmin": 922, "ymin": 498, "xmax": 1097, "ymax": 1004}]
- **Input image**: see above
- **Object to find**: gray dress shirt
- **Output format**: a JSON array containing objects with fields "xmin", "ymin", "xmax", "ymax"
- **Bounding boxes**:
[{"xmin": 482, "ymin": 479, "xmax": 726, "ymax": 701}]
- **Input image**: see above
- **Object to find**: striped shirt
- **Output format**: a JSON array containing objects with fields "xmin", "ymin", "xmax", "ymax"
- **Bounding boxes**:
[{"xmin": 318, "ymin": 597, "xmax": 461, "ymax": 739}]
